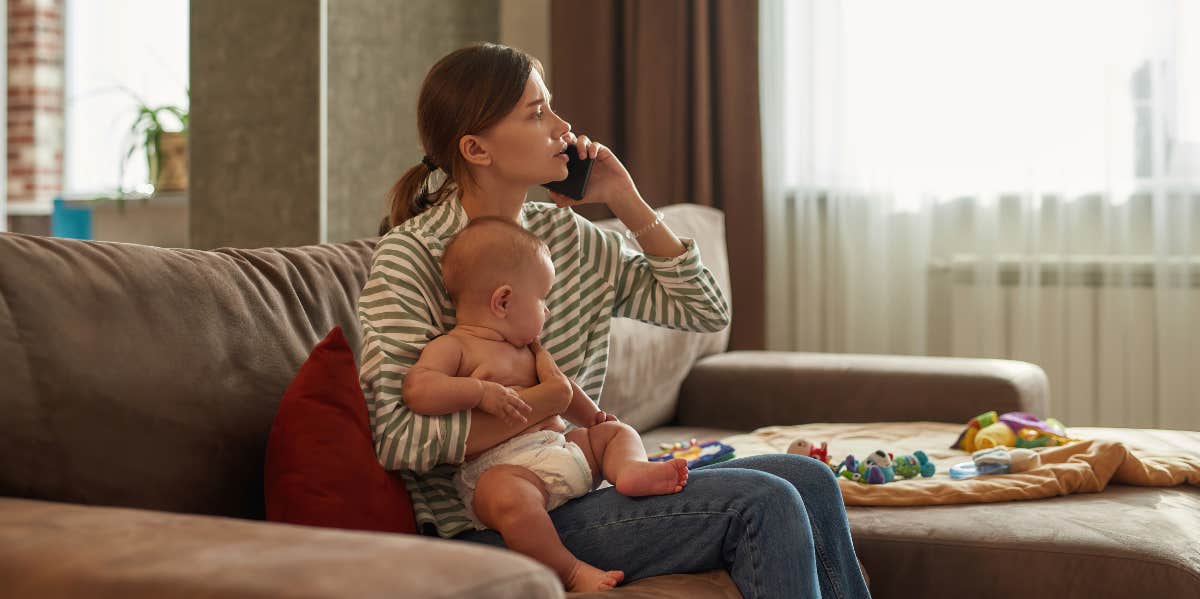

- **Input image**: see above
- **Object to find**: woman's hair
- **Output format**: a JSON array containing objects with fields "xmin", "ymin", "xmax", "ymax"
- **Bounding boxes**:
[{"xmin": 383, "ymin": 42, "xmax": 545, "ymax": 233}]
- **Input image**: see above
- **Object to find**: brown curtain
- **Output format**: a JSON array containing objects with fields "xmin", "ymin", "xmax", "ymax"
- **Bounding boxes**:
[{"xmin": 550, "ymin": 0, "xmax": 764, "ymax": 351}]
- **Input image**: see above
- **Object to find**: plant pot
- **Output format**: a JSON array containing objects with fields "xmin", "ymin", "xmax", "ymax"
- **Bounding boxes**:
[{"xmin": 155, "ymin": 131, "xmax": 188, "ymax": 192}]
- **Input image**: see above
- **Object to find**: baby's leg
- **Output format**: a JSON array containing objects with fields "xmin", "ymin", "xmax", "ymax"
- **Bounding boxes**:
[
  {"xmin": 566, "ymin": 422, "xmax": 688, "ymax": 497},
  {"xmin": 472, "ymin": 464, "xmax": 623, "ymax": 592}
]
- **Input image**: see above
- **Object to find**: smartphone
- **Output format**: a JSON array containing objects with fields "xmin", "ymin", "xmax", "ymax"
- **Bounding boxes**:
[{"xmin": 541, "ymin": 146, "xmax": 594, "ymax": 201}]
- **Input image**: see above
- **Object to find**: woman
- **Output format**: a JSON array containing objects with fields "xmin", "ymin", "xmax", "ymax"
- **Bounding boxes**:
[{"xmin": 359, "ymin": 42, "xmax": 871, "ymax": 598}]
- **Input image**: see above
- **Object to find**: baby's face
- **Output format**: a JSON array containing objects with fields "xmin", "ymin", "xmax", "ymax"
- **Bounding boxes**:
[{"xmin": 506, "ymin": 254, "xmax": 555, "ymax": 347}]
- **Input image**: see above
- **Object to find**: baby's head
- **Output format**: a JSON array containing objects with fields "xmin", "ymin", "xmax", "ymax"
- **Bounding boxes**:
[{"xmin": 441, "ymin": 216, "xmax": 554, "ymax": 347}]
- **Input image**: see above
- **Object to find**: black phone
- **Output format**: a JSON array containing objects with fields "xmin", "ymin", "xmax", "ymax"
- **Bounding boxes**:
[{"xmin": 541, "ymin": 147, "xmax": 594, "ymax": 201}]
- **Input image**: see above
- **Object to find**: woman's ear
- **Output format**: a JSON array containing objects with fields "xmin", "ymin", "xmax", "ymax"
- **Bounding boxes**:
[
  {"xmin": 489, "ymin": 284, "xmax": 513, "ymax": 318},
  {"xmin": 459, "ymin": 135, "xmax": 493, "ymax": 167}
]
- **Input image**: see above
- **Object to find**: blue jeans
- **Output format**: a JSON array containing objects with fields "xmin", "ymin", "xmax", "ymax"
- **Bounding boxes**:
[{"xmin": 453, "ymin": 453, "xmax": 871, "ymax": 599}]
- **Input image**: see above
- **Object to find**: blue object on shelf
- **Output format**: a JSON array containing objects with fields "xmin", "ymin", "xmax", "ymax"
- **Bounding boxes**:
[{"xmin": 51, "ymin": 197, "xmax": 92, "ymax": 240}]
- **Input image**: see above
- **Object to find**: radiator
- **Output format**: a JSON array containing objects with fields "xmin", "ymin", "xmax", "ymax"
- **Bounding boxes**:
[{"xmin": 947, "ymin": 255, "xmax": 1200, "ymax": 430}]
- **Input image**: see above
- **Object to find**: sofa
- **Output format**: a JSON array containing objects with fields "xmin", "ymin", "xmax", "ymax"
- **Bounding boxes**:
[{"xmin": 2, "ymin": 203, "xmax": 1195, "ymax": 598}]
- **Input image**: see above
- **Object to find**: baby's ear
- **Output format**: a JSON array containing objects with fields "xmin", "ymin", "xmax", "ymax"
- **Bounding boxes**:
[{"xmin": 490, "ymin": 284, "xmax": 514, "ymax": 316}]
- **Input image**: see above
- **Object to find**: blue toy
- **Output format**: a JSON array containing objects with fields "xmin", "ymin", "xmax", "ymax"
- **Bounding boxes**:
[
  {"xmin": 834, "ymin": 450, "xmax": 935, "ymax": 484},
  {"xmin": 949, "ymin": 446, "xmax": 1042, "ymax": 479},
  {"xmin": 649, "ymin": 438, "xmax": 736, "ymax": 469}
]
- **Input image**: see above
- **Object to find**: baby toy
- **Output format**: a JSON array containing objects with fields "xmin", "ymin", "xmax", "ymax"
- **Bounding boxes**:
[
  {"xmin": 649, "ymin": 438, "xmax": 735, "ymax": 469},
  {"xmin": 833, "ymin": 449, "xmax": 935, "ymax": 484},
  {"xmin": 893, "ymin": 451, "xmax": 937, "ymax": 479},
  {"xmin": 786, "ymin": 439, "xmax": 830, "ymax": 465},
  {"xmin": 949, "ymin": 446, "xmax": 1042, "ymax": 479},
  {"xmin": 951, "ymin": 410, "xmax": 1078, "ymax": 452}
]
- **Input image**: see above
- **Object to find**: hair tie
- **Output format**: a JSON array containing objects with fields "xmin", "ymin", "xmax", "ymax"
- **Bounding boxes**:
[{"xmin": 421, "ymin": 155, "xmax": 438, "ymax": 172}]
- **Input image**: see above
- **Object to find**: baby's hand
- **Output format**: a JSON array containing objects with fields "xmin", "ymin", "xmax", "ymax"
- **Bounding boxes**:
[
  {"xmin": 593, "ymin": 410, "xmax": 619, "ymax": 426},
  {"xmin": 478, "ymin": 381, "xmax": 533, "ymax": 426}
]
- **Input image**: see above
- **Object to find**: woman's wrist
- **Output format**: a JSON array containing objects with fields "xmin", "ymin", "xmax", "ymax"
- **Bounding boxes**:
[
  {"xmin": 608, "ymin": 191, "xmax": 687, "ymax": 258},
  {"xmin": 608, "ymin": 191, "xmax": 654, "ymax": 230}
]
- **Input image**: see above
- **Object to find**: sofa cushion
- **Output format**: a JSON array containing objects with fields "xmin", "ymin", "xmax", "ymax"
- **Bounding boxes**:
[
  {"xmin": 570, "ymin": 570, "xmax": 740, "ymax": 598},
  {"xmin": 0, "ymin": 496, "xmax": 561, "ymax": 598},
  {"xmin": 592, "ymin": 204, "xmax": 731, "ymax": 432},
  {"xmin": 724, "ymin": 423, "xmax": 1200, "ymax": 598},
  {"xmin": 265, "ymin": 326, "xmax": 416, "ymax": 534},
  {"xmin": 850, "ymin": 484, "xmax": 1200, "ymax": 598},
  {"xmin": 0, "ymin": 233, "xmax": 376, "ymax": 518}
]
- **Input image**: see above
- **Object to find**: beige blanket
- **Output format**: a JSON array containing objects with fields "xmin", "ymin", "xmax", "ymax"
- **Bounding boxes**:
[{"xmin": 721, "ymin": 422, "xmax": 1200, "ymax": 506}]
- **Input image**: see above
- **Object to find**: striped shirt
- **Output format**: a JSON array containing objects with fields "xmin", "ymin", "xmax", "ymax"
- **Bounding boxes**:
[{"xmin": 358, "ymin": 192, "xmax": 730, "ymax": 538}]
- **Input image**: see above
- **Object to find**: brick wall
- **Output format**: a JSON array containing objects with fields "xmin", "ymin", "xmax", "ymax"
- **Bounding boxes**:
[{"xmin": 7, "ymin": 0, "xmax": 63, "ymax": 209}]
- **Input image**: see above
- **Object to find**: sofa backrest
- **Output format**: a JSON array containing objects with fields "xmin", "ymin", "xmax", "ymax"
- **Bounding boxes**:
[
  {"xmin": 593, "ymin": 204, "xmax": 731, "ymax": 431},
  {"xmin": 0, "ymin": 203, "xmax": 730, "ymax": 518},
  {"xmin": 0, "ymin": 234, "xmax": 375, "ymax": 519}
]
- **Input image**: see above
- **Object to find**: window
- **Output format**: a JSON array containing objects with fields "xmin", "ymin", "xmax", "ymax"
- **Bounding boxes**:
[
  {"xmin": 774, "ymin": 0, "xmax": 1200, "ymax": 198},
  {"xmin": 63, "ymin": 0, "xmax": 188, "ymax": 196}
]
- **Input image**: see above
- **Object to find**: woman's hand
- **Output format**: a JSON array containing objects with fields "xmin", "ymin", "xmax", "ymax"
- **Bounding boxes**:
[
  {"xmin": 529, "ymin": 339, "xmax": 572, "ymax": 412},
  {"xmin": 530, "ymin": 338, "xmax": 565, "ymax": 384},
  {"xmin": 547, "ymin": 132, "xmax": 639, "ymax": 210}
]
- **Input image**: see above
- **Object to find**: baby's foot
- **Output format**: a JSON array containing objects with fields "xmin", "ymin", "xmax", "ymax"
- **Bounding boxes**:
[
  {"xmin": 567, "ymin": 560, "xmax": 625, "ymax": 592},
  {"xmin": 614, "ymin": 458, "xmax": 689, "ymax": 497}
]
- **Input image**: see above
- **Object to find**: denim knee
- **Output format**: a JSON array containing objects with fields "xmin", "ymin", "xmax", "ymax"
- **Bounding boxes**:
[
  {"xmin": 723, "ymin": 467, "xmax": 805, "ymax": 512},
  {"xmin": 735, "ymin": 454, "xmax": 841, "ymax": 496}
]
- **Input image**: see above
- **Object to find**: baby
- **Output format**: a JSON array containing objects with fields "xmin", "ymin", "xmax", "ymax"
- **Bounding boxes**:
[{"xmin": 402, "ymin": 216, "xmax": 689, "ymax": 593}]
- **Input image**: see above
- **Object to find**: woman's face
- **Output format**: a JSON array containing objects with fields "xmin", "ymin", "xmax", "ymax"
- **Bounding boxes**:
[{"xmin": 477, "ymin": 69, "xmax": 573, "ymax": 187}]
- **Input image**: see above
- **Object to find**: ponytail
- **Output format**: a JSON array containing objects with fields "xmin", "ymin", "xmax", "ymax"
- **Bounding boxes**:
[{"xmin": 384, "ymin": 158, "xmax": 456, "ymax": 233}]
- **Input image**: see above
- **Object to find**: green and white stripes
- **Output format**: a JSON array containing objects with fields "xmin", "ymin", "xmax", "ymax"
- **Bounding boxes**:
[{"xmin": 358, "ymin": 195, "xmax": 729, "ymax": 538}]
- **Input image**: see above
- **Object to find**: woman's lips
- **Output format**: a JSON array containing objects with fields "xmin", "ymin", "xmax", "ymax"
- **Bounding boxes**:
[{"xmin": 556, "ymin": 152, "xmax": 569, "ymax": 162}]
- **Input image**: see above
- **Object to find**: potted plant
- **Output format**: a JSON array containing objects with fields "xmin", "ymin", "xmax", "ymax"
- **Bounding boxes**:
[{"xmin": 122, "ymin": 90, "xmax": 189, "ymax": 194}]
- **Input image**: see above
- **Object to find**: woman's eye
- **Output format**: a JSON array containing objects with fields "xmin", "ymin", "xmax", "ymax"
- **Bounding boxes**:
[{"xmin": 535, "ymin": 109, "xmax": 544, "ymax": 120}]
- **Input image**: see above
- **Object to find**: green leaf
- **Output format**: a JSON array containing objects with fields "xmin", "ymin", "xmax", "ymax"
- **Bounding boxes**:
[{"xmin": 118, "ymin": 87, "xmax": 189, "ymax": 189}]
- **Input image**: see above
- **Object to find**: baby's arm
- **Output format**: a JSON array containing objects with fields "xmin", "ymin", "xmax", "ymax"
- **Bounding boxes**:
[
  {"xmin": 562, "ymin": 379, "xmax": 619, "ymax": 428},
  {"xmin": 403, "ymin": 335, "xmax": 532, "ymax": 425},
  {"xmin": 463, "ymin": 340, "xmax": 574, "ymax": 459}
]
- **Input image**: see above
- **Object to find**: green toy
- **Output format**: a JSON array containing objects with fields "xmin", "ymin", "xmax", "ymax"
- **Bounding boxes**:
[
  {"xmin": 834, "ymin": 450, "xmax": 936, "ymax": 484},
  {"xmin": 892, "ymin": 451, "xmax": 936, "ymax": 479}
]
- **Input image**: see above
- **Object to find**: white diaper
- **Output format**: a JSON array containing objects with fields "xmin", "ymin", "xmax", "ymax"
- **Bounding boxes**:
[{"xmin": 454, "ymin": 430, "xmax": 594, "ymax": 530}]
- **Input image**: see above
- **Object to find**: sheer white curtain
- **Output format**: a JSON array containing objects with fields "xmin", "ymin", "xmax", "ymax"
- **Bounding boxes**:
[{"xmin": 760, "ymin": 0, "xmax": 1200, "ymax": 429}]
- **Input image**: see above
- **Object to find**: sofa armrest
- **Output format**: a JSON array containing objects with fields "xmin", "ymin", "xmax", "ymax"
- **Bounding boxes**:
[
  {"xmin": 676, "ymin": 351, "xmax": 1049, "ymax": 431},
  {"xmin": 0, "ymin": 497, "xmax": 561, "ymax": 599}
]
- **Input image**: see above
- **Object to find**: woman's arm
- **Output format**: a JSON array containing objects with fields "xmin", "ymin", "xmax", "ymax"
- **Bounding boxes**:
[
  {"xmin": 360, "ymin": 232, "xmax": 471, "ymax": 473},
  {"xmin": 574, "ymin": 201, "xmax": 731, "ymax": 333},
  {"xmin": 548, "ymin": 135, "xmax": 729, "ymax": 332},
  {"xmin": 464, "ymin": 381, "xmax": 570, "ymax": 458}
]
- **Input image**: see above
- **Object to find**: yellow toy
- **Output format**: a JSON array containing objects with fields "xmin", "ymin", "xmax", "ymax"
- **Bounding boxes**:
[
  {"xmin": 974, "ymin": 422, "xmax": 1016, "ymax": 449},
  {"xmin": 951, "ymin": 411, "xmax": 1079, "ymax": 452}
]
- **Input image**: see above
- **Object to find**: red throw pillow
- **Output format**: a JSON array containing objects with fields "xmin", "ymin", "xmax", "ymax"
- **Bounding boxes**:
[{"xmin": 265, "ymin": 326, "xmax": 417, "ymax": 534}]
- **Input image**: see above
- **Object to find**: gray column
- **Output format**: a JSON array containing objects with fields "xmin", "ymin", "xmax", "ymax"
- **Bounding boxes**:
[
  {"xmin": 190, "ymin": 0, "xmax": 499, "ymax": 249},
  {"xmin": 326, "ymin": 0, "xmax": 499, "ymax": 243},
  {"xmin": 189, "ymin": 0, "xmax": 321, "ymax": 249}
]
